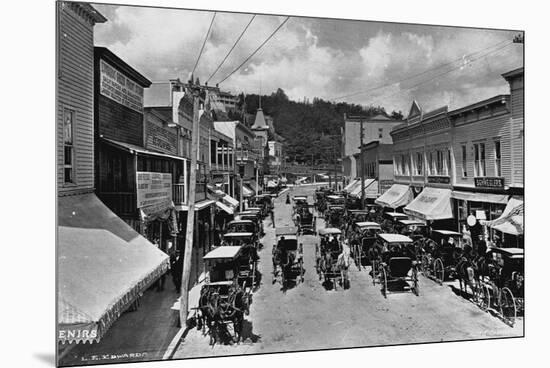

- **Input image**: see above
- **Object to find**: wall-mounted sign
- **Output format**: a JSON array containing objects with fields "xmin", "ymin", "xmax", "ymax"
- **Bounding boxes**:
[
  {"xmin": 379, "ymin": 180, "xmax": 393, "ymax": 194},
  {"xmin": 427, "ymin": 175, "xmax": 451, "ymax": 184},
  {"xmin": 145, "ymin": 121, "xmax": 177, "ymax": 155},
  {"xmin": 474, "ymin": 177, "xmax": 505, "ymax": 189},
  {"xmin": 136, "ymin": 172, "xmax": 172, "ymax": 209},
  {"xmin": 100, "ymin": 59, "xmax": 144, "ymax": 113}
]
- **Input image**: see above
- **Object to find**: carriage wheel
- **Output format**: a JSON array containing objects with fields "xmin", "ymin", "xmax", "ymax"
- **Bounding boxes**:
[
  {"xmin": 499, "ymin": 287, "xmax": 517, "ymax": 325},
  {"xmin": 434, "ymin": 258, "xmax": 444, "ymax": 285},
  {"xmin": 380, "ymin": 266, "xmax": 387, "ymax": 298},
  {"xmin": 421, "ymin": 255, "xmax": 430, "ymax": 277},
  {"xmin": 412, "ymin": 268, "xmax": 419, "ymax": 296},
  {"xmin": 478, "ymin": 284, "xmax": 491, "ymax": 311}
]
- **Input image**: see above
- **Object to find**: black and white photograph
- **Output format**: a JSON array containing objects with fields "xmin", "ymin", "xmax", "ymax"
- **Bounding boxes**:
[{"xmin": 52, "ymin": 0, "xmax": 528, "ymax": 366}]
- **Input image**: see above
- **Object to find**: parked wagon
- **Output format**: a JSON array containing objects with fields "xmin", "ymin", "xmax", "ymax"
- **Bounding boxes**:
[
  {"xmin": 325, "ymin": 205, "xmax": 346, "ymax": 228},
  {"xmin": 196, "ymin": 246, "xmax": 253, "ymax": 345},
  {"xmin": 235, "ymin": 211, "xmax": 264, "ymax": 236},
  {"xmin": 220, "ymin": 232, "xmax": 260, "ymax": 288},
  {"xmin": 476, "ymin": 247, "xmax": 524, "ymax": 326},
  {"xmin": 349, "ymin": 221, "xmax": 382, "ymax": 270},
  {"xmin": 372, "ymin": 233, "xmax": 419, "ymax": 297},
  {"xmin": 381, "ymin": 211, "xmax": 409, "ymax": 232},
  {"xmin": 316, "ymin": 228, "xmax": 350, "ymax": 289},
  {"xmin": 420, "ymin": 229, "xmax": 463, "ymax": 284},
  {"xmin": 272, "ymin": 227, "xmax": 304, "ymax": 287},
  {"xmin": 225, "ymin": 220, "xmax": 259, "ymax": 245}
]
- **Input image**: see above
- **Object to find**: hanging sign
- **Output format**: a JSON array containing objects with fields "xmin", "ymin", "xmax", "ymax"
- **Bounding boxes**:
[
  {"xmin": 136, "ymin": 172, "xmax": 172, "ymax": 208},
  {"xmin": 467, "ymin": 215, "xmax": 477, "ymax": 227}
]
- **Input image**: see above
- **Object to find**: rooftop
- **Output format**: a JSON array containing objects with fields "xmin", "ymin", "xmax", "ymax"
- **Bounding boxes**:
[
  {"xmin": 95, "ymin": 47, "xmax": 151, "ymax": 87},
  {"xmin": 251, "ymin": 108, "xmax": 269, "ymax": 130}
]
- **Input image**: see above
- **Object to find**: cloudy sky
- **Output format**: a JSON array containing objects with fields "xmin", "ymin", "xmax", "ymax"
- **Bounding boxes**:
[{"xmin": 93, "ymin": 3, "xmax": 523, "ymax": 114}]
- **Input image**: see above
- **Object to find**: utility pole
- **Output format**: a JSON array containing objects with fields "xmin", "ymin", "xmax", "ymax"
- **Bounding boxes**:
[
  {"xmin": 240, "ymin": 143, "xmax": 244, "ymax": 212},
  {"xmin": 180, "ymin": 83, "xmax": 202, "ymax": 326},
  {"xmin": 360, "ymin": 118, "xmax": 365, "ymax": 210}
]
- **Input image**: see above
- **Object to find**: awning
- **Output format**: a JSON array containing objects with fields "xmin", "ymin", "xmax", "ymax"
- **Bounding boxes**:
[
  {"xmin": 175, "ymin": 199, "xmax": 215, "ymax": 212},
  {"xmin": 349, "ymin": 179, "xmax": 378, "ymax": 198},
  {"xmin": 215, "ymin": 201, "xmax": 234, "ymax": 215},
  {"xmin": 404, "ymin": 187, "xmax": 453, "ymax": 221},
  {"xmin": 482, "ymin": 196, "xmax": 524, "ymax": 235},
  {"xmin": 343, "ymin": 178, "xmax": 360, "ymax": 192},
  {"xmin": 451, "ymin": 190, "xmax": 508, "ymax": 204},
  {"xmin": 375, "ymin": 184, "xmax": 413, "ymax": 209},
  {"xmin": 240, "ymin": 182, "xmax": 255, "ymax": 197},
  {"xmin": 223, "ymin": 194, "xmax": 239, "ymax": 207},
  {"xmin": 102, "ymin": 137, "xmax": 186, "ymax": 161},
  {"xmin": 58, "ymin": 193, "xmax": 169, "ymax": 345}
]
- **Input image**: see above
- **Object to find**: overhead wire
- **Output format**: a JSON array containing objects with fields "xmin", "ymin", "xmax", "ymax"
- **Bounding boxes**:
[
  {"xmin": 217, "ymin": 16, "xmax": 291, "ymax": 85},
  {"xmin": 329, "ymin": 39, "xmax": 511, "ymax": 102},
  {"xmin": 364, "ymin": 41, "xmax": 515, "ymax": 107},
  {"xmin": 191, "ymin": 11, "xmax": 217, "ymax": 79},
  {"xmin": 205, "ymin": 14, "xmax": 256, "ymax": 84}
]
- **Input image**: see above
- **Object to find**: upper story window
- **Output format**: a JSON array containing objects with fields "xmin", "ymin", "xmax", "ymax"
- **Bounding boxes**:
[
  {"xmin": 415, "ymin": 152, "xmax": 423, "ymax": 175},
  {"xmin": 428, "ymin": 151, "xmax": 435, "ymax": 175},
  {"xmin": 461, "ymin": 144, "xmax": 467, "ymax": 177},
  {"xmin": 474, "ymin": 142, "xmax": 486, "ymax": 177},
  {"xmin": 494, "ymin": 139, "xmax": 501, "ymax": 177},
  {"xmin": 378, "ymin": 128, "xmax": 383, "ymax": 138},
  {"xmin": 63, "ymin": 108, "xmax": 75, "ymax": 183},
  {"xmin": 436, "ymin": 150, "xmax": 444, "ymax": 175}
]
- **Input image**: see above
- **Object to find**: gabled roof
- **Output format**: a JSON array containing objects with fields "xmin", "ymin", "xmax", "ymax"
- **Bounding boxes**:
[
  {"xmin": 407, "ymin": 100, "xmax": 422, "ymax": 121},
  {"xmin": 94, "ymin": 47, "xmax": 151, "ymax": 87},
  {"xmin": 502, "ymin": 67, "xmax": 524, "ymax": 81}
]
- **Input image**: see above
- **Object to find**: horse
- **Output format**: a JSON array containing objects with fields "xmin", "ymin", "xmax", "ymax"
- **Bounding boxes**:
[
  {"xmin": 336, "ymin": 246, "xmax": 351, "ymax": 288},
  {"xmin": 456, "ymin": 256, "xmax": 479, "ymax": 300}
]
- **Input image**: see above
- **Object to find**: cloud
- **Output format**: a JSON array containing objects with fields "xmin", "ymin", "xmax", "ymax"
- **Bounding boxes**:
[{"xmin": 93, "ymin": 4, "xmax": 523, "ymax": 113}]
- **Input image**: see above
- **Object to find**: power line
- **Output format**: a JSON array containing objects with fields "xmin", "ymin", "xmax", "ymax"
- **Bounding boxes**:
[
  {"xmin": 217, "ymin": 16, "xmax": 290, "ymax": 85},
  {"xmin": 205, "ymin": 14, "xmax": 256, "ymax": 84},
  {"xmin": 191, "ymin": 12, "xmax": 217, "ymax": 79},
  {"xmin": 330, "ymin": 39, "xmax": 511, "ymax": 101},
  {"xmin": 366, "ymin": 41, "xmax": 514, "ymax": 106}
]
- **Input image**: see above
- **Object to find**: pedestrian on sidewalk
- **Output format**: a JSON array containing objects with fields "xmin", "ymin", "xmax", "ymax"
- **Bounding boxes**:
[
  {"xmin": 285, "ymin": 194, "xmax": 291, "ymax": 205},
  {"xmin": 269, "ymin": 206, "xmax": 275, "ymax": 227},
  {"xmin": 171, "ymin": 250, "xmax": 183, "ymax": 293}
]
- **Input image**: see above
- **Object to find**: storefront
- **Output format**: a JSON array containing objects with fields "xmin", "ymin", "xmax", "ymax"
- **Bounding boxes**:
[
  {"xmin": 375, "ymin": 183, "xmax": 414, "ymax": 209},
  {"xmin": 343, "ymin": 178, "xmax": 360, "ymax": 193},
  {"xmin": 481, "ymin": 196, "xmax": 524, "ymax": 248}
]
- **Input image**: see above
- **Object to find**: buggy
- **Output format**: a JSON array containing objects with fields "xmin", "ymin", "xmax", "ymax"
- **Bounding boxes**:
[
  {"xmin": 421, "ymin": 229, "xmax": 463, "ymax": 284},
  {"xmin": 195, "ymin": 246, "xmax": 253, "ymax": 345},
  {"xmin": 315, "ymin": 228, "xmax": 350, "ymax": 289},
  {"xmin": 272, "ymin": 227, "xmax": 304, "ymax": 287},
  {"xmin": 372, "ymin": 233, "xmax": 419, "ymax": 297},
  {"xmin": 235, "ymin": 211, "xmax": 264, "ymax": 236},
  {"xmin": 349, "ymin": 221, "xmax": 382, "ymax": 270},
  {"xmin": 381, "ymin": 211, "xmax": 409, "ymax": 232}
]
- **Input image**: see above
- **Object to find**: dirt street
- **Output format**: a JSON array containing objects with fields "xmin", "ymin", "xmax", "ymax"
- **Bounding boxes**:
[{"xmin": 173, "ymin": 184, "xmax": 523, "ymax": 359}]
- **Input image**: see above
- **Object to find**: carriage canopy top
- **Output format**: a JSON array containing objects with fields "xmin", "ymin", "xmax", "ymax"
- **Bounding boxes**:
[
  {"xmin": 319, "ymin": 228, "xmax": 342, "ymax": 235},
  {"xmin": 385, "ymin": 212, "xmax": 409, "ymax": 220},
  {"xmin": 227, "ymin": 220, "xmax": 255, "ymax": 225},
  {"xmin": 276, "ymin": 227, "xmax": 299, "ymax": 236},
  {"xmin": 355, "ymin": 221, "xmax": 382, "ymax": 229},
  {"xmin": 223, "ymin": 232, "xmax": 254, "ymax": 238},
  {"xmin": 431, "ymin": 229, "xmax": 462, "ymax": 237},
  {"xmin": 327, "ymin": 195, "xmax": 345, "ymax": 200},
  {"xmin": 398, "ymin": 219, "xmax": 427, "ymax": 226},
  {"xmin": 490, "ymin": 247, "xmax": 524, "ymax": 259},
  {"xmin": 378, "ymin": 233, "xmax": 414, "ymax": 243},
  {"xmin": 203, "ymin": 246, "xmax": 243, "ymax": 260}
]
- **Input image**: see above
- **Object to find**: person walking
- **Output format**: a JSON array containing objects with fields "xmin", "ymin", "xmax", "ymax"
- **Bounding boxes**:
[
  {"xmin": 269, "ymin": 206, "xmax": 275, "ymax": 227},
  {"xmin": 286, "ymin": 193, "xmax": 291, "ymax": 205}
]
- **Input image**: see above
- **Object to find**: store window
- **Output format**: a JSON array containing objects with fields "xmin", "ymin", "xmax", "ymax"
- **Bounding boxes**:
[
  {"xmin": 428, "ymin": 151, "xmax": 435, "ymax": 175},
  {"xmin": 494, "ymin": 139, "xmax": 501, "ymax": 177},
  {"xmin": 217, "ymin": 143, "xmax": 223, "ymax": 166},
  {"xmin": 63, "ymin": 108, "xmax": 75, "ymax": 183},
  {"xmin": 210, "ymin": 140, "xmax": 217, "ymax": 164},
  {"xmin": 436, "ymin": 150, "xmax": 443, "ymax": 175},
  {"xmin": 461, "ymin": 144, "xmax": 467, "ymax": 177},
  {"xmin": 474, "ymin": 142, "xmax": 486, "ymax": 177},
  {"xmin": 415, "ymin": 152, "xmax": 423, "ymax": 175}
]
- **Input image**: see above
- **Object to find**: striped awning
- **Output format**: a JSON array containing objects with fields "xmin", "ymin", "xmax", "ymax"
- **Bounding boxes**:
[
  {"xmin": 58, "ymin": 194, "xmax": 169, "ymax": 344},
  {"xmin": 375, "ymin": 184, "xmax": 413, "ymax": 209},
  {"xmin": 482, "ymin": 196, "xmax": 524, "ymax": 235}
]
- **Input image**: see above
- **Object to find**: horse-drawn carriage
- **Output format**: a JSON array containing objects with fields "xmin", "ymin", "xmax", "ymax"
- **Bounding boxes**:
[
  {"xmin": 196, "ymin": 246, "xmax": 253, "ymax": 345},
  {"xmin": 251, "ymin": 194, "xmax": 273, "ymax": 217},
  {"xmin": 235, "ymin": 210, "xmax": 264, "ymax": 237},
  {"xmin": 381, "ymin": 211, "xmax": 409, "ymax": 232},
  {"xmin": 325, "ymin": 205, "xmax": 346, "ymax": 229},
  {"xmin": 371, "ymin": 233, "xmax": 419, "ymax": 298},
  {"xmin": 219, "ymin": 233, "xmax": 260, "ymax": 288},
  {"xmin": 225, "ymin": 219, "xmax": 259, "ymax": 244},
  {"xmin": 272, "ymin": 227, "xmax": 304, "ymax": 287},
  {"xmin": 315, "ymin": 228, "xmax": 350, "ymax": 289},
  {"xmin": 349, "ymin": 221, "xmax": 382, "ymax": 270},
  {"xmin": 420, "ymin": 229, "xmax": 463, "ymax": 284},
  {"xmin": 475, "ymin": 247, "xmax": 524, "ymax": 326}
]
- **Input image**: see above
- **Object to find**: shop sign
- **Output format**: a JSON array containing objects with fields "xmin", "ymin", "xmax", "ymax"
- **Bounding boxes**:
[
  {"xmin": 474, "ymin": 177, "xmax": 505, "ymax": 189},
  {"xmin": 212, "ymin": 174, "xmax": 225, "ymax": 184},
  {"xmin": 100, "ymin": 59, "xmax": 144, "ymax": 113},
  {"xmin": 417, "ymin": 195, "xmax": 438, "ymax": 204},
  {"xmin": 136, "ymin": 172, "xmax": 172, "ymax": 208},
  {"xmin": 58, "ymin": 325, "xmax": 98, "ymax": 342},
  {"xmin": 145, "ymin": 121, "xmax": 177, "ymax": 154},
  {"xmin": 427, "ymin": 175, "xmax": 450, "ymax": 184}
]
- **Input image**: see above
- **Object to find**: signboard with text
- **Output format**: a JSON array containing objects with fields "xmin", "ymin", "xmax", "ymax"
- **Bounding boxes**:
[
  {"xmin": 100, "ymin": 59, "xmax": 144, "ymax": 113},
  {"xmin": 136, "ymin": 172, "xmax": 172, "ymax": 209},
  {"xmin": 379, "ymin": 180, "xmax": 393, "ymax": 194},
  {"xmin": 474, "ymin": 177, "xmax": 505, "ymax": 189},
  {"xmin": 427, "ymin": 175, "xmax": 451, "ymax": 184}
]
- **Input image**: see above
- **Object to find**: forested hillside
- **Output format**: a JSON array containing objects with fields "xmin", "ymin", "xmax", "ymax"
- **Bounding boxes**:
[{"xmin": 228, "ymin": 88, "xmax": 403, "ymax": 165}]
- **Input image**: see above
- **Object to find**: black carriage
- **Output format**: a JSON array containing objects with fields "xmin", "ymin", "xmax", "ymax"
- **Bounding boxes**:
[
  {"xmin": 372, "ymin": 233, "xmax": 419, "ymax": 298},
  {"xmin": 196, "ymin": 246, "xmax": 253, "ymax": 344},
  {"xmin": 325, "ymin": 204, "xmax": 346, "ymax": 229},
  {"xmin": 349, "ymin": 221, "xmax": 382, "ymax": 270},
  {"xmin": 420, "ymin": 230, "xmax": 463, "ymax": 284},
  {"xmin": 235, "ymin": 210, "xmax": 264, "ymax": 236},
  {"xmin": 295, "ymin": 205, "xmax": 316, "ymax": 235},
  {"xmin": 315, "ymin": 228, "xmax": 349, "ymax": 289},
  {"xmin": 220, "ymin": 233, "xmax": 260, "ymax": 287},
  {"xmin": 252, "ymin": 194, "xmax": 273, "ymax": 217},
  {"xmin": 272, "ymin": 227, "xmax": 304, "ymax": 287},
  {"xmin": 381, "ymin": 211, "xmax": 409, "ymax": 232},
  {"xmin": 225, "ymin": 220, "xmax": 260, "ymax": 246},
  {"xmin": 477, "ymin": 247, "xmax": 524, "ymax": 326}
]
